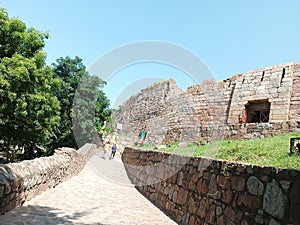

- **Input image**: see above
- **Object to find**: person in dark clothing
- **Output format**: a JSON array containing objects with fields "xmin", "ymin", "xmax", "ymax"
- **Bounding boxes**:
[{"xmin": 110, "ymin": 143, "xmax": 117, "ymax": 159}]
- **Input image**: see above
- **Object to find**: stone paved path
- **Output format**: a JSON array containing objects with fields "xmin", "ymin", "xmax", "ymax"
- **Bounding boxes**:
[{"xmin": 0, "ymin": 152, "xmax": 177, "ymax": 225}]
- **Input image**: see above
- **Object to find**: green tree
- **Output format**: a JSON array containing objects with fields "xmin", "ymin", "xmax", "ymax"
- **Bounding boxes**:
[
  {"xmin": 95, "ymin": 91, "xmax": 112, "ymax": 133},
  {"xmin": 73, "ymin": 73, "xmax": 111, "ymax": 148},
  {"xmin": 50, "ymin": 56, "xmax": 86, "ymax": 149},
  {"xmin": 0, "ymin": 8, "xmax": 49, "ymax": 59},
  {"xmin": 0, "ymin": 8, "xmax": 60, "ymax": 161},
  {"xmin": 51, "ymin": 56, "xmax": 111, "ymax": 149},
  {"xmin": 0, "ymin": 54, "xmax": 61, "ymax": 161}
]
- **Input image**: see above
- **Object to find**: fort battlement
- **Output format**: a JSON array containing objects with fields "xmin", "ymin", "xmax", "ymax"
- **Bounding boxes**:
[{"xmin": 114, "ymin": 62, "xmax": 300, "ymax": 145}]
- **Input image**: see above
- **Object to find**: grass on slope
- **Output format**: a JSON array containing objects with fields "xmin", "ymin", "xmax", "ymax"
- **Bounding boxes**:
[{"xmin": 137, "ymin": 132, "xmax": 300, "ymax": 170}]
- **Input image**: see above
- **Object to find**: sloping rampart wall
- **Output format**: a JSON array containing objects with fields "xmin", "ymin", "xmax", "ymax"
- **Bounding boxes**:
[{"xmin": 114, "ymin": 62, "xmax": 300, "ymax": 145}]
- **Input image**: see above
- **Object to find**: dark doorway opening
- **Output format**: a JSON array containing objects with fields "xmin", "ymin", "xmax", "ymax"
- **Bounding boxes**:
[{"xmin": 245, "ymin": 100, "xmax": 270, "ymax": 123}]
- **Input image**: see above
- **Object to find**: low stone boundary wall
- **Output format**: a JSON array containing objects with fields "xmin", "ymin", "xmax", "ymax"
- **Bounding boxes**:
[
  {"xmin": 116, "ymin": 121, "xmax": 300, "ymax": 147},
  {"xmin": 224, "ymin": 121, "xmax": 300, "ymax": 140},
  {"xmin": 0, "ymin": 143, "xmax": 96, "ymax": 215},
  {"xmin": 122, "ymin": 147, "xmax": 300, "ymax": 225}
]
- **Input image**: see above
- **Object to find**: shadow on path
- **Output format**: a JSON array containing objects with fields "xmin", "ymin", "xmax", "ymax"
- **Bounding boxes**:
[
  {"xmin": 0, "ymin": 152, "xmax": 177, "ymax": 225},
  {"xmin": 0, "ymin": 205, "xmax": 108, "ymax": 225}
]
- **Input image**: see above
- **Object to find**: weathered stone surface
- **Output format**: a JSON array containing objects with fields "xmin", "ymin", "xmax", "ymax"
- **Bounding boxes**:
[
  {"xmin": 268, "ymin": 219, "xmax": 281, "ymax": 225},
  {"xmin": 231, "ymin": 176, "xmax": 245, "ymax": 192},
  {"xmin": 247, "ymin": 176, "xmax": 264, "ymax": 196},
  {"xmin": 188, "ymin": 180, "xmax": 196, "ymax": 190},
  {"xmin": 0, "ymin": 144, "xmax": 96, "ymax": 215},
  {"xmin": 114, "ymin": 63, "xmax": 300, "ymax": 147},
  {"xmin": 197, "ymin": 198, "xmax": 209, "ymax": 219},
  {"xmin": 177, "ymin": 189, "xmax": 188, "ymax": 205},
  {"xmin": 237, "ymin": 194, "xmax": 262, "ymax": 209},
  {"xmin": 188, "ymin": 215, "xmax": 195, "ymax": 225},
  {"xmin": 207, "ymin": 205, "xmax": 216, "ymax": 224},
  {"xmin": 279, "ymin": 180, "xmax": 290, "ymax": 192},
  {"xmin": 182, "ymin": 212, "xmax": 189, "ymax": 225},
  {"xmin": 217, "ymin": 215, "xmax": 226, "ymax": 225},
  {"xmin": 263, "ymin": 179, "xmax": 285, "ymax": 219},
  {"xmin": 255, "ymin": 214, "xmax": 264, "ymax": 224},
  {"xmin": 216, "ymin": 206, "xmax": 223, "ymax": 216},
  {"xmin": 222, "ymin": 189, "xmax": 233, "ymax": 204},
  {"xmin": 218, "ymin": 175, "xmax": 230, "ymax": 189},
  {"xmin": 0, "ymin": 185, "xmax": 4, "ymax": 198},
  {"xmin": 172, "ymin": 191, "xmax": 178, "ymax": 202},
  {"xmin": 241, "ymin": 220, "xmax": 249, "ymax": 225},
  {"xmin": 197, "ymin": 179, "xmax": 207, "ymax": 194},
  {"xmin": 178, "ymin": 172, "xmax": 184, "ymax": 186},
  {"xmin": 290, "ymin": 180, "xmax": 300, "ymax": 224},
  {"xmin": 191, "ymin": 172, "xmax": 199, "ymax": 183},
  {"xmin": 208, "ymin": 174, "xmax": 220, "ymax": 199},
  {"xmin": 224, "ymin": 206, "xmax": 237, "ymax": 222},
  {"xmin": 123, "ymin": 148, "xmax": 300, "ymax": 225},
  {"xmin": 188, "ymin": 197, "xmax": 198, "ymax": 214}
]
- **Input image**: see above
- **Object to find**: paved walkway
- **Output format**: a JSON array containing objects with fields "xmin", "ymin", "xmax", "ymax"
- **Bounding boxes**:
[{"xmin": 0, "ymin": 152, "xmax": 177, "ymax": 225}]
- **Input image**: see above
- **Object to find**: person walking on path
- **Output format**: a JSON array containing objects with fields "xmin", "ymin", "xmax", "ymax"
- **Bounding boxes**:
[
  {"xmin": 103, "ymin": 142, "xmax": 111, "ymax": 159},
  {"xmin": 110, "ymin": 143, "xmax": 117, "ymax": 159}
]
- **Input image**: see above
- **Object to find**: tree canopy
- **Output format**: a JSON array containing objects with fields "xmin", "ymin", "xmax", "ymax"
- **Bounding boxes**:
[
  {"xmin": 0, "ymin": 8, "xmax": 112, "ymax": 161},
  {"xmin": 50, "ymin": 56, "xmax": 111, "ymax": 149},
  {"xmin": 0, "ymin": 8, "xmax": 60, "ymax": 161},
  {"xmin": 0, "ymin": 8, "xmax": 49, "ymax": 59}
]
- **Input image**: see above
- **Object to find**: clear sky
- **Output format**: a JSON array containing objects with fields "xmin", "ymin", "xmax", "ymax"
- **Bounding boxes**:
[{"xmin": 1, "ymin": 1, "xmax": 300, "ymax": 108}]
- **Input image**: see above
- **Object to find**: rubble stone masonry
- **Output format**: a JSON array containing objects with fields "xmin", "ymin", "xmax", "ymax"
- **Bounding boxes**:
[
  {"xmin": 0, "ymin": 144, "xmax": 96, "ymax": 214},
  {"xmin": 114, "ymin": 62, "xmax": 300, "ymax": 145},
  {"xmin": 122, "ymin": 147, "xmax": 300, "ymax": 225}
]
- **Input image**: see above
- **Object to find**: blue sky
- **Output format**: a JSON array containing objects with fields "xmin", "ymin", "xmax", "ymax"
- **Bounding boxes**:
[{"xmin": 1, "ymin": 1, "xmax": 300, "ymax": 107}]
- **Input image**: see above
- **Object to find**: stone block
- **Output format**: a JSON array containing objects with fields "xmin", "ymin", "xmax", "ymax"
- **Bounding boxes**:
[
  {"xmin": 197, "ymin": 198, "xmax": 209, "ymax": 219},
  {"xmin": 290, "ymin": 180, "xmax": 300, "ymax": 224},
  {"xmin": 197, "ymin": 179, "xmax": 208, "ymax": 195},
  {"xmin": 237, "ymin": 194, "xmax": 262, "ymax": 209},
  {"xmin": 263, "ymin": 179, "xmax": 285, "ymax": 219},
  {"xmin": 247, "ymin": 176, "xmax": 264, "ymax": 196},
  {"xmin": 224, "ymin": 206, "xmax": 237, "ymax": 222},
  {"xmin": 231, "ymin": 176, "xmax": 245, "ymax": 191},
  {"xmin": 222, "ymin": 189, "xmax": 233, "ymax": 204}
]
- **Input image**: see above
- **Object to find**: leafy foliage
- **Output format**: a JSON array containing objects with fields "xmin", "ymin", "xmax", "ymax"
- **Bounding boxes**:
[
  {"xmin": 49, "ymin": 56, "xmax": 87, "ymax": 149},
  {"xmin": 0, "ymin": 8, "xmax": 49, "ymax": 59},
  {"xmin": 0, "ymin": 8, "xmax": 60, "ymax": 161},
  {"xmin": 0, "ymin": 8, "xmax": 112, "ymax": 161},
  {"xmin": 0, "ymin": 53, "xmax": 61, "ymax": 145},
  {"xmin": 50, "ymin": 56, "xmax": 111, "ymax": 149}
]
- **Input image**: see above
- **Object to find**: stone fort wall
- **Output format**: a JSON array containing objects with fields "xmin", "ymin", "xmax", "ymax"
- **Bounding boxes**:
[
  {"xmin": 122, "ymin": 147, "xmax": 300, "ymax": 225},
  {"xmin": 114, "ymin": 62, "xmax": 300, "ymax": 145}
]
